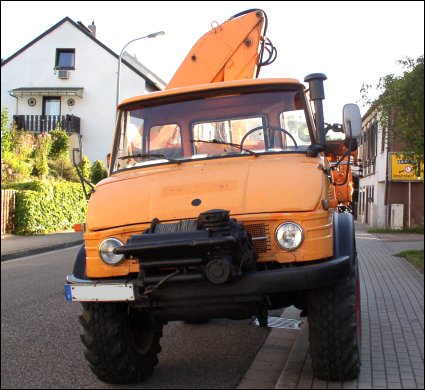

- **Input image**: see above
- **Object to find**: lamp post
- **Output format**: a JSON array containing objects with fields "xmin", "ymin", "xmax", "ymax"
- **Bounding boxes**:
[{"xmin": 116, "ymin": 31, "xmax": 165, "ymax": 106}]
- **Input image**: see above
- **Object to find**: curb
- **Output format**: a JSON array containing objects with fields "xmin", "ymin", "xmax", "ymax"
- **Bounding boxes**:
[
  {"xmin": 237, "ymin": 306, "xmax": 303, "ymax": 389},
  {"xmin": 274, "ymin": 318, "xmax": 309, "ymax": 389},
  {"xmin": 1, "ymin": 240, "xmax": 83, "ymax": 262}
]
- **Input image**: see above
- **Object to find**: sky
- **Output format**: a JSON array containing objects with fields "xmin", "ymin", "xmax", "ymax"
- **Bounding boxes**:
[{"xmin": 1, "ymin": 1, "xmax": 424, "ymax": 122}]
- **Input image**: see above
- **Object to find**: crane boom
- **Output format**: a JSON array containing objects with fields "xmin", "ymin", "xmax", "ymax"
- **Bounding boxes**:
[{"xmin": 166, "ymin": 9, "xmax": 270, "ymax": 89}]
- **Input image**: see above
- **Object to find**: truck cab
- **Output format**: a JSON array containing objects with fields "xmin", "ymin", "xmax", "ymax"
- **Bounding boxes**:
[
  {"xmin": 66, "ymin": 9, "xmax": 362, "ymax": 385},
  {"xmin": 87, "ymin": 78, "xmax": 334, "ymax": 274}
]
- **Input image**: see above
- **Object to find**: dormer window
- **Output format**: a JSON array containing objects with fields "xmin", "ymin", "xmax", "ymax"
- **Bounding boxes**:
[{"xmin": 56, "ymin": 49, "xmax": 75, "ymax": 69}]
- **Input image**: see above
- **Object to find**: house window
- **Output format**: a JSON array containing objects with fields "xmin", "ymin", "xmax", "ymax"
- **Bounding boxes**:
[
  {"xmin": 358, "ymin": 187, "xmax": 362, "ymax": 215},
  {"xmin": 56, "ymin": 49, "xmax": 75, "ymax": 69},
  {"xmin": 381, "ymin": 125, "xmax": 386, "ymax": 152},
  {"xmin": 43, "ymin": 97, "xmax": 61, "ymax": 116}
]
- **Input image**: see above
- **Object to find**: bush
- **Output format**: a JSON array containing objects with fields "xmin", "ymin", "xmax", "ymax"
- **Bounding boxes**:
[
  {"xmin": 1, "ymin": 127, "xmax": 35, "ymax": 184},
  {"xmin": 49, "ymin": 128, "xmax": 69, "ymax": 160},
  {"xmin": 2, "ymin": 109, "xmax": 88, "ymax": 235},
  {"xmin": 1, "ymin": 119, "xmax": 38, "ymax": 184},
  {"xmin": 3, "ymin": 180, "xmax": 48, "ymax": 192},
  {"xmin": 1, "ymin": 107, "xmax": 11, "ymax": 155},
  {"xmin": 10, "ymin": 127, "xmax": 34, "ymax": 158},
  {"xmin": 11, "ymin": 179, "xmax": 87, "ymax": 234},
  {"xmin": 1, "ymin": 150, "xmax": 33, "ymax": 181},
  {"xmin": 2, "ymin": 108, "xmax": 34, "ymax": 160},
  {"xmin": 79, "ymin": 155, "xmax": 91, "ymax": 181},
  {"xmin": 90, "ymin": 160, "xmax": 107, "ymax": 184},
  {"xmin": 48, "ymin": 155, "xmax": 79, "ymax": 182},
  {"xmin": 32, "ymin": 133, "xmax": 52, "ymax": 177},
  {"xmin": 1, "ymin": 107, "xmax": 8, "ymax": 132}
]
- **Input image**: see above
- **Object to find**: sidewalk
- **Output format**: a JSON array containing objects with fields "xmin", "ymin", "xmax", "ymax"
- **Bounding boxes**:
[
  {"xmin": 1, "ymin": 231, "xmax": 83, "ymax": 261},
  {"xmin": 238, "ymin": 221, "xmax": 424, "ymax": 389}
]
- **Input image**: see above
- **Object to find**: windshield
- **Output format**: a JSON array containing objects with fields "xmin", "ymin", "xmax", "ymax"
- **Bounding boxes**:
[{"xmin": 112, "ymin": 90, "xmax": 313, "ymax": 172}]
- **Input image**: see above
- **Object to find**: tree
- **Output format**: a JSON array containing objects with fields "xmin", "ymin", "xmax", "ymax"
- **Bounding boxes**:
[{"xmin": 361, "ymin": 55, "xmax": 424, "ymax": 175}]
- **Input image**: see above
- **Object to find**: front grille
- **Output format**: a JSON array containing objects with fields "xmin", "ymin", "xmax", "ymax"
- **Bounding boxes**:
[{"xmin": 244, "ymin": 223, "xmax": 271, "ymax": 254}]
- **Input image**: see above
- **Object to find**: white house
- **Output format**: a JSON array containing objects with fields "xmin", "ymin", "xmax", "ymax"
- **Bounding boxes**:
[
  {"xmin": 1, "ymin": 17, "xmax": 166, "ymax": 164},
  {"xmin": 357, "ymin": 108, "xmax": 424, "ymax": 228}
]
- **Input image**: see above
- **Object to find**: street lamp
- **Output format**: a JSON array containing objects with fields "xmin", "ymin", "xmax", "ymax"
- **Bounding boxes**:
[{"xmin": 116, "ymin": 31, "xmax": 165, "ymax": 106}]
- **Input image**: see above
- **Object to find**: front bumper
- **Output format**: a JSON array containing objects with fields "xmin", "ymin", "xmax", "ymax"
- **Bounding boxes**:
[{"xmin": 65, "ymin": 255, "xmax": 350, "ymax": 302}]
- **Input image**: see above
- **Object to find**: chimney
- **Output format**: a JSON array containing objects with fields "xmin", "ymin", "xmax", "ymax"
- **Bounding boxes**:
[{"xmin": 88, "ymin": 20, "xmax": 96, "ymax": 38}]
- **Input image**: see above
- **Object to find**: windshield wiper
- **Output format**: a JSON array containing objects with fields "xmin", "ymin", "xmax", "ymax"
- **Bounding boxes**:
[
  {"xmin": 190, "ymin": 139, "xmax": 257, "ymax": 155},
  {"xmin": 118, "ymin": 153, "xmax": 180, "ymax": 164}
]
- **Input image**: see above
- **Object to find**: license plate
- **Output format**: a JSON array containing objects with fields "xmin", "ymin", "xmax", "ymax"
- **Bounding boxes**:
[{"xmin": 65, "ymin": 283, "xmax": 135, "ymax": 302}]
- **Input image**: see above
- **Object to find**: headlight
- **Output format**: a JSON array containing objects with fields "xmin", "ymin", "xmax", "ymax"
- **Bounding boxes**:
[
  {"xmin": 99, "ymin": 238, "xmax": 125, "ymax": 265},
  {"xmin": 275, "ymin": 222, "xmax": 304, "ymax": 251}
]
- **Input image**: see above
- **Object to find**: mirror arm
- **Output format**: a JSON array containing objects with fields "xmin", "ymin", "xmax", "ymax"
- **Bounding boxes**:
[
  {"xmin": 72, "ymin": 148, "xmax": 95, "ymax": 200},
  {"xmin": 346, "ymin": 118, "xmax": 352, "ymax": 138},
  {"xmin": 333, "ymin": 147, "xmax": 350, "ymax": 170},
  {"xmin": 333, "ymin": 136, "xmax": 353, "ymax": 186},
  {"xmin": 75, "ymin": 165, "xmax": 95, "ymax": 200}
]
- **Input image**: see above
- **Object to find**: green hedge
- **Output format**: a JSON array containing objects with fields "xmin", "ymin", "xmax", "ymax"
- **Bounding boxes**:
[{"xmin": 9, "ymin": 180, "xmax": 87, "ymax": 234}]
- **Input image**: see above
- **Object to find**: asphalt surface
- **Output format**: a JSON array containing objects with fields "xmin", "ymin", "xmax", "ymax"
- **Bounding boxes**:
[{"xmin": 1, "ymin": 246, "xmax": 270, "ymax": 389}]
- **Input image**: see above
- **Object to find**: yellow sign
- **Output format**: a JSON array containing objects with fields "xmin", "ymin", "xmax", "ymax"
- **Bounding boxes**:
[{"xmin": 390, "ymin": 153, "xmax": 424, "ymax": 181}]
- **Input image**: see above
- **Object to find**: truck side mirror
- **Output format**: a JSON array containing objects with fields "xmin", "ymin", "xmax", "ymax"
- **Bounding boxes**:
[
  {"xmin": 69, "ymin": 133, "xmax": 82, "ymax": 166},
  {"xmin": 342, "ymin": 104, "xmax": 362, "ymax": 139}
]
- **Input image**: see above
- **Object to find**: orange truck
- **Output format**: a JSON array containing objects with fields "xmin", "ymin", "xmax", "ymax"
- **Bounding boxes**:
[{"xmin": 66, "ymin": 9, "xmax": 362, "ymax": 384}]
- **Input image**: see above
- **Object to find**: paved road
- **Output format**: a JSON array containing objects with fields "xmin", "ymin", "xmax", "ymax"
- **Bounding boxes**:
[{"xmin": 1, "ymin": 247, "xmax": 270, "ymax": 389}]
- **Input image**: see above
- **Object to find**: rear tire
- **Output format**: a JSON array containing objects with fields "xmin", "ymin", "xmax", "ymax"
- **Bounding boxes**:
[{"xmin": 79, "ymin": 302, "xmax": 162, "ymax": 384}]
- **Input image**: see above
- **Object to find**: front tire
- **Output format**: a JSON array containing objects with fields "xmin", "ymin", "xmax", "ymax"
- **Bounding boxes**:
[
  {"xmin": 79, "ymin": 303, "xmax": 162, "ymax": 384},
  {"xmin": 307, "ymin": 259, "xmax": 361, "ymax": 381},
  {"xmin": 307, "ymin": 212, "xmax": 360, "ymax": 381}
]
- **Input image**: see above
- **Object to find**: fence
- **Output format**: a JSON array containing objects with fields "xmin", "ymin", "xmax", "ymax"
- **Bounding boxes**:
[
  {"xmin": 1, "ymin": 190, "xmax": 16, "ymax": 235},
  {"xmin": 13, "ymin": 115, "xmax": 81, "ymax": 134}
]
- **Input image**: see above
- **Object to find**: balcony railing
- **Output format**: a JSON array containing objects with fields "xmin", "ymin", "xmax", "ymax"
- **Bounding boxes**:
[{"xmin": 13, "ymin": 115, "xmax": 80, "ymax": 134}]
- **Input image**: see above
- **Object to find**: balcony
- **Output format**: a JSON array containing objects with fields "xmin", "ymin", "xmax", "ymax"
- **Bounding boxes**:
[{"xmin": 13, "ymin": 115, "xmax": 80, "ymax": 134}]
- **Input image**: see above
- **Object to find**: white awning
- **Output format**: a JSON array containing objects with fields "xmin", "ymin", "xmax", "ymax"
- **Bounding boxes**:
[{"xmin": 9, "ymin": 87, "xmax": 84, "ymax": 98}]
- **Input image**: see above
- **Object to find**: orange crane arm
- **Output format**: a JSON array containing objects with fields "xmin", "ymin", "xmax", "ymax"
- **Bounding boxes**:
[{"xmin": 167, "ymin": 9, "xmax": 275, "ymax": 89}]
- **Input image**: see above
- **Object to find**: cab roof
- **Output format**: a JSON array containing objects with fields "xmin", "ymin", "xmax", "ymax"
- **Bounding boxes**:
[{"xmin": 118, "ymin": 78, "xmax": 304, "ymax": 109}]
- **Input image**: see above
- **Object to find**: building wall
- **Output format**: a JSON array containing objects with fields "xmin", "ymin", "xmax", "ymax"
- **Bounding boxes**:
[
  {"xmin": 358, "ymin": 109, "xmax": 424, "ymax": 228},
  {"xmin": 387, "ymin": 181, "xmax": 424, "ymax": 227},
  {"xmin": 358, "ymin": 111, "xmax": 383, "ymax": 227},
  {"xmin": 1, "ymin": 20, "xmax": 149, "ymax": 164},
  {"xmin": 376, "ymin": 182, "xmax": 386, "ymax": 227}
]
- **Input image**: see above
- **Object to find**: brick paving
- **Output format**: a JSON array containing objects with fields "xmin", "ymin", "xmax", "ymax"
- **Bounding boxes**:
[
  {"xmin": 354, "ymin": 223, "xmax": 424, "ymax": 390},
  {"xmin": 238, "ymin": 222, "xmax": 424, "ymax": 389}
]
